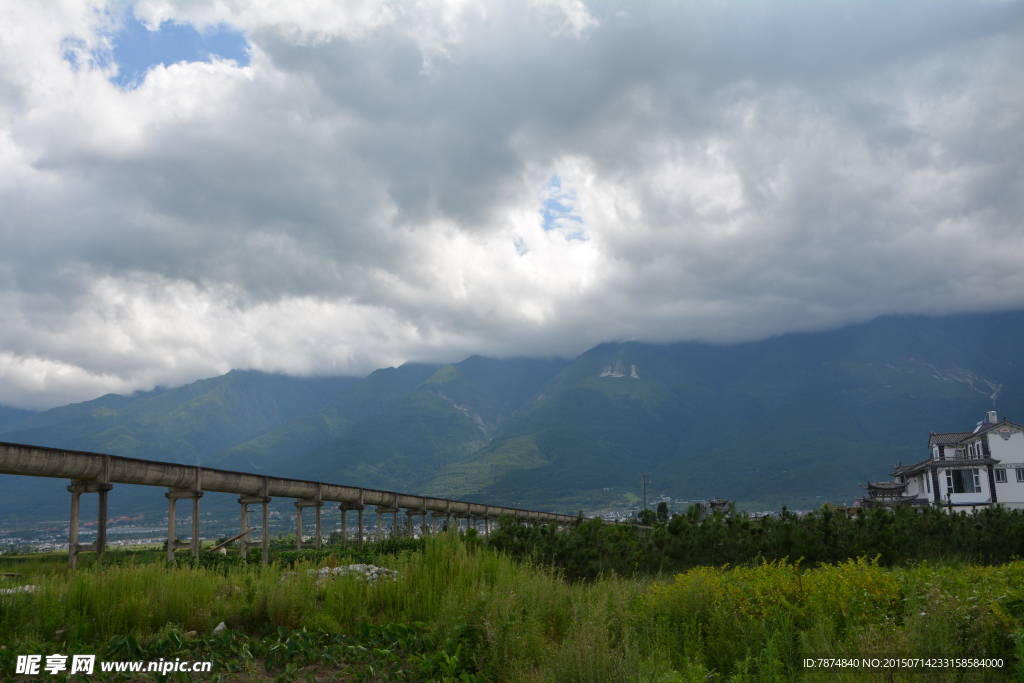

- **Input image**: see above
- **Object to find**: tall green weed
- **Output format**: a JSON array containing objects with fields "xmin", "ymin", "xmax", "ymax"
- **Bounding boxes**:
[{"xmin": 2, "ymin": 534, "xmax": 1022, "ymax": 681}]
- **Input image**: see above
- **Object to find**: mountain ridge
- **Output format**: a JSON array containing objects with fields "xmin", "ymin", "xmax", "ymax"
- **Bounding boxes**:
[{"xmin": 0, "ymin": 310, "xmax": 1021, "ymax": 519}]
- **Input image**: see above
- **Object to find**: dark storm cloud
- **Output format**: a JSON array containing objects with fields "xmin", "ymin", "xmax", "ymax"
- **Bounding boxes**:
[{"xmin": 0, "ymin": 0, "xmax": 1020, "ymax": 408}]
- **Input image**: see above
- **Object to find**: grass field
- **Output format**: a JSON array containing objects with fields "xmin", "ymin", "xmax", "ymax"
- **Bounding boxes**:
[{"xmin": 1, "ymin": 532, "xmax": 1023, "ymax": 681}]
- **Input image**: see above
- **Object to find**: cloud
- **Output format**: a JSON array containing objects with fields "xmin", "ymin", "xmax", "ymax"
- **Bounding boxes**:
[{"xmin": 0, "ymin": 0, "xmax": 1022, "ymax": 408}]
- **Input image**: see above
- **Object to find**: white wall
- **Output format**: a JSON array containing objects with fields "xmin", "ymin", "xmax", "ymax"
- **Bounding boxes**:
[
  {"xmin": 989, "ymin": 430, "xmax": 1024, "ymax": 465},
  {"xmin": 994, "ymin": 467, "xmax": 1024, "ymax": 505},
  {"xmin": 905, "ymin": 475, "xmax": 932, "ymax": 500}
]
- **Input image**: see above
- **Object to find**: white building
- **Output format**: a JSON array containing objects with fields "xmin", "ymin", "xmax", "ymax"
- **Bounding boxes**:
[{"xmin": 863, "ymin": 411, "xmax": 1024, "ymax": 510}]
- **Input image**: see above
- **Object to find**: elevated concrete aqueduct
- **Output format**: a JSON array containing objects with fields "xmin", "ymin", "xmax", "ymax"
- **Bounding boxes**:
[{"xmin": 0, "ymin": 441, "xmax": 580, "ymax": 568}]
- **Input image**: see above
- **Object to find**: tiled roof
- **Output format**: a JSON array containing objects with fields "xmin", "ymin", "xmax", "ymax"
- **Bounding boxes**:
[
  {"xmin": 892, "ymin": 458, "xmax": 930, "ymax": 476},
  {"xmin": 861, "ymin": 481, "xmax": 907, "ymax": 490},
  {"xmin": 928, "ymin": 420, "xmax": 1024, "ymax": 447},
  {"xmin": 977, "ymin": 420, "xmax": 1024, "ymax": 437},
  {"xmin": 892, "ymin": 456, "xmax": 998, "ymax": 477},
  {"xmin": 932, "ymin": 457, "xmax": 999, "ymax": 468},
  {"xmin": 929, "ymin": 432, "xmax": 974, "ymax": 446},
  {"xmin": 857, "ymin": 495, "xmax": 930, "ymax": 507}
]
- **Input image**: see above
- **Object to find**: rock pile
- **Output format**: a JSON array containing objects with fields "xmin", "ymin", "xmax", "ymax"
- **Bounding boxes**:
[{"xmin": 309, "ymin": 564, "xmax": 398, "ymax": 585}]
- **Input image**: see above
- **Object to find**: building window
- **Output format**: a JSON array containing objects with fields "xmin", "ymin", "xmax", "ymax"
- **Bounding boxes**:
[
  {"xmin": 1016, "ymin": 469, "xmax": 1024, "ymax": 483},
  {"xmin": 996, "ymin": 469, "xmax": 1007, "ymax": 483},
  {"xmin": 946, "ymin": 469, "xmax": 981, "ymax": 494},
  {"xmin": 926, "ymin": 475, "xmax": 931, "ymax": 493}
]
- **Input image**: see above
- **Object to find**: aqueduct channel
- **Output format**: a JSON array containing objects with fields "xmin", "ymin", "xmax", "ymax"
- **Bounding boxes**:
[{"xmin": 0, "ymin": 441, "xmax": 579, "ymax": 567}]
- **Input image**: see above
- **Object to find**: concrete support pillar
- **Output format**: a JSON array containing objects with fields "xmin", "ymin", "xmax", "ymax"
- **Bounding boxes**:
[
  {"xmin": 374, "ymin": 493, "xmax": 400, "ymax": 542},
  {"xmin": 69, "ymin": 488, "xmax": 79, "ymax": 566},
  {"xmin": 339, "ymin": 502, "xmax": 365, "ymax": 546},
  {"xmin": 239, "ymin": 490, "xmax": 271, "ymax": 563},
  {"xmin": 316, "ymin": 504, "xmax": 322, "ymax": 546},
  {"xmin": 394, "ymin": 493, "xmax": 401, "ymax": 538},
  {"xmin": 294, "ymin": 499, "xmax": 323, "ymax": 550},
  {"xmin": 376, "ymin": 507, "xmax": 398, "ymax": 542},
  {"xmin": 404, "ymin": 509, "xmax": 426, "ymax": 538},
  {"xmin": 440, "ymin": 501, "xmax": 451, "ymax": 533},
  {"xmin": 67, "ymin": 479, "xmax": 113, "ymax": 570},
  {"xmin": 165, "ymin": 488, "xmax": 204, "ymax": 562}
]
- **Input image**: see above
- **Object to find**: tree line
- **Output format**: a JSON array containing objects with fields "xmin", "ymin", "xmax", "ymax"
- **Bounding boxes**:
[{"xmin": 487, "ymin": 503, "xmax": 1024, "ymax": 580}]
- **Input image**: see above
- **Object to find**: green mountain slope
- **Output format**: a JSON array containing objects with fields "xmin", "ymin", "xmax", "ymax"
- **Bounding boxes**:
[
  {"xmin": 0, "ymin": 371, "xmax": 360, "ymax": 521},
  {"xmin": 210, "ymin": 363, "xmax": 441, "ymax": 472},
  {"xmin": 0, "ymin": 405, "xmax": 39, "ymax": 428},
  {"xmin": 0, "ymin": 311, "xmax": 1020, "ymax": 520},
  {"xmin": 249, "ymin": 357, "xmax": 570, "ymax": 492},
  {"xmin": 0, "ymin": 371, "xmax": 358, "ymax": 463},
  {"xmin": 424, "ymin": 313, "xmax": 1024, "ymax": 510}
]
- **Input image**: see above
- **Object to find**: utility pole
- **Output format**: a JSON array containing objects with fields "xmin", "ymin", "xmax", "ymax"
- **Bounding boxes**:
[{"xmin": 641, "ymin": 473, "xmax": 651, "ymax": 510}]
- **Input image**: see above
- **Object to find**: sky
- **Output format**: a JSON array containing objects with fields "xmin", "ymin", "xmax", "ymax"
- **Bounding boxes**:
[{"xmin": 0, "ymin": 0, "xmax": 1022, "ymax": 410}]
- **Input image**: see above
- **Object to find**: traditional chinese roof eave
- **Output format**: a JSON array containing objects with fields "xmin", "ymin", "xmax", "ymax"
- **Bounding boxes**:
[
  {"xmin": 860, "ymin": 480, "xmax": 908, "ymax": 490},
  {"xmin": 856, "ymin": 495, "xmax": 930, "ymax": 507},
  {"xmin": 929, "ymin": 420, "xmax": 1024, "ymax": 447},
  {"xmin": 892, "ymin": 456, "xmax": 999, "ymax": 477},
  {"xmin": 976, "ymin": 420, "xmax": 1024, "ymax": 438},
  {"xmin": 929, "ymin": 431, "xmax": 975, "ymax": 447},
  {"xmin": 892, "ymin": 458, "xmax": 932, "ymax": 476},
  {"xmin": 931, "ymin": 457, "xmax": 999, "ymax": 468}
]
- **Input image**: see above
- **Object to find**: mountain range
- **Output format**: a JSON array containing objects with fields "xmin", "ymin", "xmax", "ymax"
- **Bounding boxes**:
[{"xmin": 1, "ymin": 310, "xmax": 1022, "ymax": 520}]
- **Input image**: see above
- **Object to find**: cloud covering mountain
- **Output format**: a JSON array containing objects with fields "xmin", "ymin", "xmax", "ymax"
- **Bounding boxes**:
[{"xmin": 1, "ymin": 0, "xmax": 1022, "ymax": 409}]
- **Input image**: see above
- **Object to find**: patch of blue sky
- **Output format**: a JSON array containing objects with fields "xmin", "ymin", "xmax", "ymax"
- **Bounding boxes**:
[
  {"xmin": 540, "ymin": 174, "xmax": 586, "ymax": 241},
  {"xmin": 62, "ymin": 35, "xmax": 100, "ymax": 71},
  {"xmin": 66, "ymin": 12, "xmax": 250, "ymax": 89}
]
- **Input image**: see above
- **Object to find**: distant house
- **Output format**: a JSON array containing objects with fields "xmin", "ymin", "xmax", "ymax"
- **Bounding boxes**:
[
  {"xmin": 857, "ymin": 479, "xmax": 927, "ymax": 507},
  {"xmin": 860, "ymin": 411, "xmax": 1024, "ymax": 510}
]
